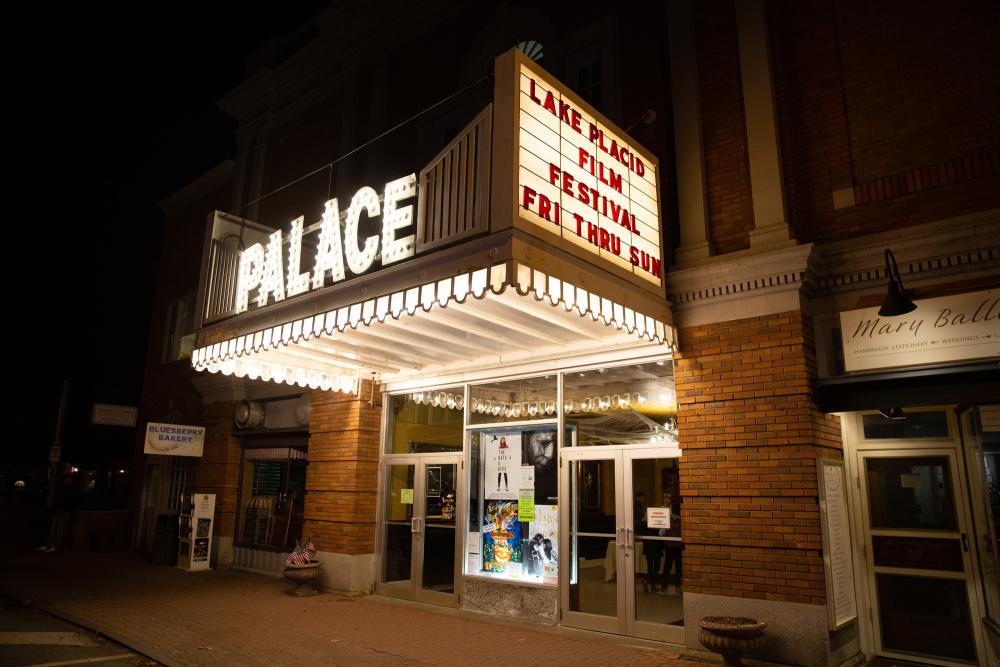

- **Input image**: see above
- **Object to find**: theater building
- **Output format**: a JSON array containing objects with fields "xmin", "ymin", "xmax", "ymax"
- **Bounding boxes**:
[{"xmin": 133, "ymin": 2, "xmax": 1000, "ymax": 665}]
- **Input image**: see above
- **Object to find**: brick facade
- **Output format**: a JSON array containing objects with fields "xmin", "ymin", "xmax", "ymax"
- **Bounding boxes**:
[
  {"xmin": 675, "ymin": 311, "xmax": 842, "ymax": 605},
  {"xmin": 302, "ymin": 380, "xmax": 381, "ymax": 555},
  {"xmin": 768, "ymin": 0, "xmax": 1000, "ymax": 244},
  {"xmin": 694, "ymin": 0, "xmax": 755, "ymax": 255},
  {"xmin": 192, "ymin": 401, "xmax": 241, "ymax": 539}
]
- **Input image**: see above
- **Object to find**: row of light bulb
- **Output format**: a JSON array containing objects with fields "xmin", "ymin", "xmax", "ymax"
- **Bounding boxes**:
[
  {"xmin": 410, "ymin": 391, "xmax": 666, "ymax": 417},
  {"xmin": 411, "ymin": 391, "xmax": 465, "ymax": 410},
  {"xmin": 205, "ymin": 358, "xmax": 358, "ymax": 393}
]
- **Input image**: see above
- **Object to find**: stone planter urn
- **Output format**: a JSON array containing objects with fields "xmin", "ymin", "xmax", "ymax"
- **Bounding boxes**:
[
  {"xmin": 699, "ymin": 616, "xmax": 767, "ymax": 666},
  {"xmin": 283, "ymin": 560, "xmax": 322, "ymax": 596}
]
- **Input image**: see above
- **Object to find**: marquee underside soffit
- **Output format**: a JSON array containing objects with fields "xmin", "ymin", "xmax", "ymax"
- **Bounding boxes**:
[{"xmin": 191, "ymin": 262, "xmax": 675, "ymax": 393}]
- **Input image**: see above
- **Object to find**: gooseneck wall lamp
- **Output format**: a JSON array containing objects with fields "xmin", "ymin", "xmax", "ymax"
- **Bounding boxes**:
[{"xmin": 878, "ymin": 249, "xmax": 917, "ymax": 317}]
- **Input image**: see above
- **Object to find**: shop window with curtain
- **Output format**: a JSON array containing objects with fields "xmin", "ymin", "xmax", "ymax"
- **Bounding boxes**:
[{"xmin": 237, "ymin": 444, "xmax": 307, "ymax": 550}]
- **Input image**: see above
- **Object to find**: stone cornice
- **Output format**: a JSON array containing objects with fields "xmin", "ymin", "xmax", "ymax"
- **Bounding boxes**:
[
  {"xmin": 813, "ymin": 209, "xmax": 1000, "ymax": 295},
  {"xmin": 669, "ymin": 243, "xmax": 818, "ymax": 307},
  {"xmin": 665, "ymin": 209, "xmax": 1000, "ymax": 328}
]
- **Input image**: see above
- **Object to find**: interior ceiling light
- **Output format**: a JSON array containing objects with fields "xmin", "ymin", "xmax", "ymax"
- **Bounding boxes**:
[
  {"xmin": 878, "ymin": 407, "xmax": 907, "ymax": 421},
  {"xmin": 878, "ymin": 249, "xmax": 917, "ymax": 317}
]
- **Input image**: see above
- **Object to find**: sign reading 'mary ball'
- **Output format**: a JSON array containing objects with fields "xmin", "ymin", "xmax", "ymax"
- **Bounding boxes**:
[
  {"xmin": 840, "ymin": 289, "xmax": 999, "ymax": 372},
  {"xmin": 516, "ymin": 60, "xmax": 662, "ymax": 288}
]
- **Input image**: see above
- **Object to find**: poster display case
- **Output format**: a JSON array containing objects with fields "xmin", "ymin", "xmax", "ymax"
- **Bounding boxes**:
[
  {"xmin": 467, "ymin": 425, "xmax": 559, "ymax": 585},
  {"xmin": 178, "ymin": 492, "xmax": 215, "ymax": 571}
]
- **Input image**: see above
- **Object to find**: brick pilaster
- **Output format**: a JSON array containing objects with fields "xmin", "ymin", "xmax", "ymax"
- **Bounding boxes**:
[
  {"xmin": 675, "ymin": 310, "xmax": 842, "ymax": 604},
  {"xmin": 303, "ymin": 380, "xmax": 381, "ymax": 555},
  {"xmin": 192, "ymin": 401, "xmax": 241, "ymax": 539}
]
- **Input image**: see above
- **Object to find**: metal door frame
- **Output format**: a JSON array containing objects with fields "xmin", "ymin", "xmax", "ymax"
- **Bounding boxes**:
[
  {"xmin": 559, "ymin": 445, "xmax": 683, "ymax": 642},
  {"xmin": 376, "ymin": 452, "xmax": 465, "ymax": 607},
  {"xmin": 855, "ymin": 445, "xmax": 987, "ymax": 666}
]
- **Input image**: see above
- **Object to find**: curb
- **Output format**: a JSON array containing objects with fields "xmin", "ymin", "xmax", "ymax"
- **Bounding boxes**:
[{"xmin": 6, "ymin": 590, "xmax": 177, "ymax": 667}]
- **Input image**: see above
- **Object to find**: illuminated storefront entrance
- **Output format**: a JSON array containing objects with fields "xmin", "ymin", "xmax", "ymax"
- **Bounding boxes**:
[
  {"xmin": 561, "ymin": 446, "xmax": 683, "ymax": 642},
  {"xmin": 187, "ymin": 48, "xmax": 676, "ymax": 638},
  {"xmin": 373, "ymin": 358, "xmax": 680, "ymax": 628}
]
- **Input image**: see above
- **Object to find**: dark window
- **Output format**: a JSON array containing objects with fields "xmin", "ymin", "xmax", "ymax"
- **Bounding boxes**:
[{"xmin": 576, "ymin": 61, "xmax": 602, "ymax": 109}]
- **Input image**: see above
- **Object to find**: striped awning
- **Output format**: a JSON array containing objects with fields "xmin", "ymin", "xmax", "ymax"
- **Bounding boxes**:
[
  {"xmin": 244, "ymin": 447, "xmax": 308, "ymax": 462},
  {"xmin": 191, "ymin": 261, "xmax": 674, "ymax": 393}
]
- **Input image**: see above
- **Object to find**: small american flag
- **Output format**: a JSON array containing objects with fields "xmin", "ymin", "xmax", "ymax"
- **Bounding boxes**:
[{"xmin": 286, "ymin": 535, "xmax": 316, "ymax": 565}]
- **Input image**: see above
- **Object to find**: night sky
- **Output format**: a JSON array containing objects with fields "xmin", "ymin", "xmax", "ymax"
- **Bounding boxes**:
[{"xmin": 18, "ymin": 4, "xmax": 330, "ymax": 464}]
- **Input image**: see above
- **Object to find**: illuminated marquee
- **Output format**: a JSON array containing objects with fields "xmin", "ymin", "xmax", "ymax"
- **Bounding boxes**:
[
  {"xmin": 517, "ymin": 63, "xmax": 662, "ymax": 286},
  {"xmin": 236, "ymin": 174, "xmax": 416, "ymax": 313}
]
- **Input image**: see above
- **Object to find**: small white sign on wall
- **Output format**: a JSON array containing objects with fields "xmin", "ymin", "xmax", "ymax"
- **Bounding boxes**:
[
  {"xmin": 144, "ymin": 422, "xmax": 205, "ymax": 457},
  {"xmin": 646, "ymin": 507, "xmax": 671, "ymax": 529}
]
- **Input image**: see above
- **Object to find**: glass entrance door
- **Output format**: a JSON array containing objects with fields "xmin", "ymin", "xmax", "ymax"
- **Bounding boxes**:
[
  {"xmin": 377, "ymin": 454, "xmax": 462, "ymax": 606},
  {"xmin": 858, "ymin": 449, "xmax": 985, "ymax": 665},
  {"xmin": 560, "ymin": 447, "xmax": 684, "ymax": 642}
]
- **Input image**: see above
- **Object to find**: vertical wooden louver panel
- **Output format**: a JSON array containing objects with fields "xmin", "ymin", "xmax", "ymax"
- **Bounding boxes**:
[
  {"xmin": 416, "ymin": 104, "xmax": 493, "ymax": 254},
  {"xmin": 204, "ymin": 239, "xmax": 241, "ymax": 323}
]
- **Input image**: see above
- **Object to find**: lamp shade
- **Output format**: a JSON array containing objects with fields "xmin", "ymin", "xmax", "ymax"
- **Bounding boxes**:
[
  {"xmin": 878, "ymin": 278, "xmax": 917, "ymax": 316},
  {"xmin": 878, "ymin": 249, "xmax": 917, "ymax": 316}
]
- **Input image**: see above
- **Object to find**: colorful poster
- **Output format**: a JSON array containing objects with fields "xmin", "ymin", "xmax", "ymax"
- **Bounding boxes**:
[
  {"xmin": 526, "ymin": 504, "xmax": 558, "ymax": 579},
  {"xmin": 482, "ymin": 500, "xmax": 522, "ymax": 574},
  {"xmin": 484, "ymin": 433, "xmax": 521, "ymax": 499}
]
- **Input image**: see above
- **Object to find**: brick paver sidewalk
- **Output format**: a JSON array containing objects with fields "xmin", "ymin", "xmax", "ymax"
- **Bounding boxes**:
[{"xmin": 0, "ymin": 550, "xmax": 716, "ymax": 666}]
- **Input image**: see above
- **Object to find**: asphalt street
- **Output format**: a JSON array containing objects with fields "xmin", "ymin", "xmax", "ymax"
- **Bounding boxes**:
[{"xmin": 0, "ymin": 596, "xmax": 155, "ymax": 667}]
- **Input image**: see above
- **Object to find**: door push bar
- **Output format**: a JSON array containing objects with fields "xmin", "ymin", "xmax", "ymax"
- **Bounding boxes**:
[{"xmin": 616, "ymin": 527, "xmax": 635, "ymax": 549}]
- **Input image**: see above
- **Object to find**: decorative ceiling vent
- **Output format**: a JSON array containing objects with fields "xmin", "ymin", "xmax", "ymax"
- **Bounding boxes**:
[{"xmin": 516, "ymin": 40, "xmax": 544, "ymax": 61}]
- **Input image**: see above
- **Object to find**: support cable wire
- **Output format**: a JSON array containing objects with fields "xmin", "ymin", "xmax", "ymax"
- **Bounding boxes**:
[{"xmin": 239, "ymin": 73, "xmax": 492, "ymax": 215}]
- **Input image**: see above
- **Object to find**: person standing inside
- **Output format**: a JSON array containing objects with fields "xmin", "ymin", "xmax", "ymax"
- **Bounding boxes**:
[
  {"xmin": 658, "ymin": 492, "xmax": 683, "ymax": 595},
  {"xmin": 634, "ymin": 490, "xmax": 663, "ymax": 593}
]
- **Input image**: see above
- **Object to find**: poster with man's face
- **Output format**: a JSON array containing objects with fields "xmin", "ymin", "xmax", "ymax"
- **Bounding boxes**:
[
  {"xmin": 523, "ymin": 428, "xmax": 557, "ymax": 504},
  {"xmin": 484, "ymin": 433, "xmax": 521, "ymax": 500}
]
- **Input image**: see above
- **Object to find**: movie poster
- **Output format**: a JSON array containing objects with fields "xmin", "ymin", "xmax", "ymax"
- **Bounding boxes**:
[
  {"xmin": 526, "ymin": 504, "xmax": 558, "ymax": 579},
  {"xmin": 484, "ymin": 433, "xmax": 521, "ymax": 500},
  {"xmin": 522, "ymin": 428, "xmax": 557, "ymax": 504},
  {"xmin": 482, "ymin": 500, "xmax": 523, "ymax": 574}
]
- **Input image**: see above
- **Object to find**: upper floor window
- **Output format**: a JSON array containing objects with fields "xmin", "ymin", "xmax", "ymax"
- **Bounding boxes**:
[
  {"xmin": 163, "ymin": 294, "xmax": 196, "ymax": 363},
  {"xmin": 575, "ymin": 60, "xmax": 602, "ymax": 110}
]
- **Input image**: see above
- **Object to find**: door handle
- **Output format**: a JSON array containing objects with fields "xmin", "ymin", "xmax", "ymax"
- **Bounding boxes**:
[
  {"xmin": 615, "ymin": 527, "xmax": 625, "ymax": 548},
  {"xmin": 411, "ymin": 517, "xmax": 420, "ymax": 534},
  {"xmin": 961, "ymin": 533, "xmax": 969, "ymax": 552},
  {"xmin": 625, "ymin": 528, "xmax": 633, "ymax": 550}
]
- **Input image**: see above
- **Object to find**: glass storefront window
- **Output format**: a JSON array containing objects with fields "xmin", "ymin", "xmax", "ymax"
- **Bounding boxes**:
[
  {"xmin": 961, "ymin": 406, "xmax": 1000, "ymax": 621},
  {"xmin": 564, "ymin": 361, "xmax": 676, "ymax": 446},
  {"xmin": 237, "ymin": 446, "xmax": 307, "ymax": 550},
  {"xmin": 388, "ymin": 387, "xmax": 463, "ymax": 453},
  {"xmin": 469, "ymin": 375, "xmax": 557, "ymax": 425},
  {"xmin": 862, "ymin": 410, "xmax": 950, "ymax": 439},
  {"xmin": 467, "ymin": 424, "xmax": 559, "ymax": 585}
]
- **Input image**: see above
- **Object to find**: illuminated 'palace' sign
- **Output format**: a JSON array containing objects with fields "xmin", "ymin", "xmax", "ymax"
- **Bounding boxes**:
[
  {"xmin": 236, "ymin": 175, "xmax": 416, "ymax": 313},
  {"xmin": 517, "ymin": 63, "xmax": 662, "ymax": 286}
]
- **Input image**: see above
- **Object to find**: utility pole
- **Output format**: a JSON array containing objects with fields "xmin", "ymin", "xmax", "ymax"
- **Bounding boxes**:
[{"xmin": 47, "ymin": 380, "xmax": 69, "ymax": 509}]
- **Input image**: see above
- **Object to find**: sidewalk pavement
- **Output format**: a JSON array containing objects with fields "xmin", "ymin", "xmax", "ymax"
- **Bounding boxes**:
[{"xmin": 0, "ymin": 550, "xmax": 717, "ymax": 666}]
